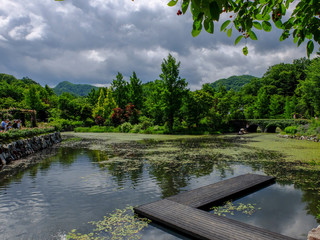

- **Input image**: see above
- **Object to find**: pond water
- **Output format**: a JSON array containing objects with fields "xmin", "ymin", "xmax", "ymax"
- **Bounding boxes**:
[{"xmin": 0, "ymin": 135, "xmax": 319, "ymax": 240}]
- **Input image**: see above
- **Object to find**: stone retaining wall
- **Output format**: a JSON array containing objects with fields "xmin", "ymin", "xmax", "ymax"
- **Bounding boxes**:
[
  {"xmin": 278, "ymin": 134, "xmax": 319, "ymax": 142},
  {"xmin": 0, "ymin": 132, "xmax": 61, "ymax": 167}
]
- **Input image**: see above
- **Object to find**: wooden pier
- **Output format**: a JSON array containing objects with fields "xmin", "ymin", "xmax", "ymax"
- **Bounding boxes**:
[{"xmin": 134, "ymin": 173, "xmax": 297, "ymax": 240}]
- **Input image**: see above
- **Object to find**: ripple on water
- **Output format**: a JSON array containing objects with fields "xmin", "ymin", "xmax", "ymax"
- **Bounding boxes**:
[{"xmin": 0, "ymin": 147, "xmax": 318, "ymax": 240}]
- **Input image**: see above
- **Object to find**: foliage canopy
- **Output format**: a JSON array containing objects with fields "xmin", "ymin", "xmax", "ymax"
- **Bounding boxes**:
[{"xmin": 168, "ymin": 0, "xmax": 320, "ymax": 57}]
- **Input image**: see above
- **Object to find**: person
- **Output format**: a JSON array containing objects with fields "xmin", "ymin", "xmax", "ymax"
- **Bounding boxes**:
[
  {"xmin": 17, "ymin": 120, "xmax": 22, "ymax": 129},
  {"xmin": 1, "ymin": 119, "xmax": 8, "ymax": 131},
  {"xmin": 12, "ymin": 120, "xmax": 18, "ymax": 129},
  {"xmin": 6, "ymin": 122, "xmax": 12, "ymax": 131}
]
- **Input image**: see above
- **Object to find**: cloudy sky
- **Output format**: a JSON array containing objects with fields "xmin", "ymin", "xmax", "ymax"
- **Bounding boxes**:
[{"xmin": 0, "ymin": 0, "xmax": 318, "ymax": 90}]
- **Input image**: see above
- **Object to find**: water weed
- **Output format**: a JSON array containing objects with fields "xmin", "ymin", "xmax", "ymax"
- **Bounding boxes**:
[
  {"xmin": 66, "ymin": 206, "xmax": 150, "ymax": 240},
  {"xmin": 211, "ymin": 201, "xmax": 260, "ymax": 217}
]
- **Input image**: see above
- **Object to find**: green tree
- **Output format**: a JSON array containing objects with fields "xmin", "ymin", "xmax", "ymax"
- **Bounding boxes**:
[
  {"xmin": 284, "ymin": 96, "xmax": 297, "ymax": 119},
  {"xmin": 92, "ymin": 88, "xmax": 107, "ymax": 119},
  {"xmin": 159, "ymin": 54, "xmax": 188, "ymax": 131},
  {"xmin": 58, "ymin": 93, "xmax": 83, "ymax": 120},
  {"xmin": 298, "ymin": 57, "xmax": 320, "ymax": 117},
  {"xmin": 102, "ymin": 88, "xmax": 117, "ymax": 120},
  {"xmin": 25, "ymin": 85, "xmax": 49, "ymax": 121},
  {"xmin": 254, "ymin": 88, "xmax": 269, "ymax": 118},
  {"xmin": 24, "ymin": 85, "xmax": 43, "ymax": 112},
  {"xmin": 168, "ymin": 0, "xmax": 319, "ymax": 56},
  {"xmin": 144, "ymin": 80, "xmax": 166, "ymax": 125},
  {"xmin": 269, "ymin": 94, "xmax": 284, "ymax": 118},
  {"xmin": 182, "ymin": 89, "xmax": 214, "ymax": 128},
  {"xmin": 111, "ymin": 72, "xmax": 129, "ymax": 109},
  {"xmin": 262, "ymin": 63, "xmax": 305, "ymax": 96},
  {"xmin": 129, "ymin": 72, "xmax": 143, "ymax": 110},
  {"xmin": 87, "ymin": 88, "xmax": 100, "ymax": 106}
]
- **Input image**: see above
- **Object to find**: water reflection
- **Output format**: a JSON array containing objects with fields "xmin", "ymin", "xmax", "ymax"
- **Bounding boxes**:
[
  {"xmin": 0, "ymin": 136, "xmax": 319, "ymax": 239},
  {"xmin": 217, "ymin": 184, "xmax": 316, "ymax": 240}
]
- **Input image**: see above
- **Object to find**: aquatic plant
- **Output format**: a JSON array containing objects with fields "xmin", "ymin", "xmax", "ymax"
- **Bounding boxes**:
[
  {"xmin": 66, "ymin": 206, "xmax": 150, "ymax": 240},
  {"xmin": 211, "ymin": 201, "xmax": 260, "ymax": 217}
]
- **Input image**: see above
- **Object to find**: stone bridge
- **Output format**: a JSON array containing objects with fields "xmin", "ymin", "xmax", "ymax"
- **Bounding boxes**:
[{"xmin": 229, "ymin": 119, "xmax": 310, "ymax": 133}]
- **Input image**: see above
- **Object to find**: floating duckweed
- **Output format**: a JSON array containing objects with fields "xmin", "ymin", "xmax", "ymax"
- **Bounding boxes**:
[
  {"xmin": 211, "ymin": 201, "xmax": 260, "ymax": 217},
  {"xmin": 66, "ymin": 206, "xmax": 151, "ymax": 240}
]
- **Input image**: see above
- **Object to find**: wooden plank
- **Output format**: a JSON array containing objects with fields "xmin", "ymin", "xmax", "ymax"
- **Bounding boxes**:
[
  {"xmin": 167, "ymin": 173, "xmax": 275, "ymax": 209},
  {"xmin": 135, "ymin": 199, "xmax": 296, "ymax": 240}
]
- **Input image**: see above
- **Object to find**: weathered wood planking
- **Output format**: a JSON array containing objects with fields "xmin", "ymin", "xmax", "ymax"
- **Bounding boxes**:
[
  {"xmin": 134, "ymin": 174, "xmax": 297, "ymax": 240},
  {"xmin": 167, "ymin": 173, "xmax": 275, "ymax": 209},
  {"xmin": 135, "ymin": 199, "xmax": 296, "ymax": 240}
]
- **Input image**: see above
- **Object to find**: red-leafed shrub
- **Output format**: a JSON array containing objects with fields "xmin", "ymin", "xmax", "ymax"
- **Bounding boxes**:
[
  {"xmin": 94, "ymin": 115, "xmax": 105, "ymax": 126},
  {"xmin": 111, "ymin": 108, "xmax": 125, "ymax": 126}
]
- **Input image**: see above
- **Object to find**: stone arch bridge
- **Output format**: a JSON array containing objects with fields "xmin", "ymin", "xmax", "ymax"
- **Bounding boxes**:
[{"xmin": 229, "ymin": 119, "xmax": 310, "ymax": 133}]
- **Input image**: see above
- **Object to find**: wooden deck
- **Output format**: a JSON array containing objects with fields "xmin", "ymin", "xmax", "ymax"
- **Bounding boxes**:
[
  {"xmin": 135, "ymin": 199, "xmax": 296, "ymax": 240},
  {"xmin": 167, "ymin": 173, "xmax": 275, "ymax": 209},
  {"xmin": 134, "ymin": 173, "xmax": 297, "ymax": 240}
]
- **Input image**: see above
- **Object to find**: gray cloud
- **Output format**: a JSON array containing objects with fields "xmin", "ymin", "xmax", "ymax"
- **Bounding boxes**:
[{"xmin": 0, "ymin": 0, "xmax": 318, "ymax": 90}]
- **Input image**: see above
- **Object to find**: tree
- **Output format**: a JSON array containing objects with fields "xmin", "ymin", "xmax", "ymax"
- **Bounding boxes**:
[
  {"xmin": 159, "ymin": 54, "xmax": 188, "ymax": 131},
  {"xmin": 284, "ymin": 96, "xmax": 297, "ymax": 119},
  {"xmin": 144, "ymin": 80, "xmax": 166, "ymax": 125},
  {"xmin": 24, "ymin": 85, "xmax": 43, "ymax": 112},
  {"xmin": 111, "ymin": 72, "xmax": 129, "ymax": 109},
  {"xmin": 269, "ymin": 94, "xmax": 284, "ymax": 118},
  {"xmin": 182, "ymin": 89, "xmax": 214, "ymax": 128},
  {"xmin": 102, "ymin": 88, "xmax": 117, "ymax": 120},
  {"xmin": 254, "ymin": 88, "xmax": 269, "ymax": 118},
  {"xmin": 92, "ymin": 88, "xmax": 106, "ymax": 120},
  {"xmin": 298, "ymin": 57, "xmax": 320, "ymax": 117},
  {"xmin": 58, "ymin": 93, "xmax": 83, "ymax": 120},
  {"xmin": 87, "ymin": 88, "xmax": 100, "ymax": 106},
  {"xmin": 128, "ymin": 72, "xmax": 143, "ymax": 110},
  {"xmin": 168, "ymin": 0, "xmax": 320, "ymax": 57}
]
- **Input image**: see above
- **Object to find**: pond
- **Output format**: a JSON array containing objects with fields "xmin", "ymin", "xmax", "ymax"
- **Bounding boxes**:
[{"xmin": 0, "ymin": 133, "xmax": 319, "ymax": 240}]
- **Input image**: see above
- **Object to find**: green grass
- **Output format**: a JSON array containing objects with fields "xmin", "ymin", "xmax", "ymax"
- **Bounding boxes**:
[{"xmin": 221, "ymin": 133, "xmax": 320, "ymax": 166}]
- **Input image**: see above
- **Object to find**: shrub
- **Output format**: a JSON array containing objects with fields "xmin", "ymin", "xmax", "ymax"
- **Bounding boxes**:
[
  {"xmin": 0, "ymin": 127, "xmax": 55, "ymax": 142},
  {"xmin": 84, "ymin": 118, "xmax": 95, "ymax": 127},
  {"xmin": 120, "ymin": 122, "xmax": 133, "ymax": 133},
  {"xmin": 48, "ymin": 119, "xmax": 84, "ymax": 131},
  {"xmin": 141, "ymin": 118, "xmax": 152, "ymax": 130},
  {"xmin": 111, "ymin": 108, "xmax": 125, "ymax": 126},
  {"xmin": 284, "ymin": 126, "xmax": 298, "ymax": 134},
  {"xmin": 131, "ymin": 124, "xmax": 142, "ymax": 133}
]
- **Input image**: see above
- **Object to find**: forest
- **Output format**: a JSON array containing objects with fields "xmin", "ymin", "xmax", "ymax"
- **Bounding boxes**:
[{"xmin": 0, "ymin": 54, "xmax": 319, "ymax": 135}]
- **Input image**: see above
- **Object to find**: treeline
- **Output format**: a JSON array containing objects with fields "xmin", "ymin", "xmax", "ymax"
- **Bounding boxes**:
[{"xmin": 0, "ymin": 54, "xmax": 319, "ymax": 133}]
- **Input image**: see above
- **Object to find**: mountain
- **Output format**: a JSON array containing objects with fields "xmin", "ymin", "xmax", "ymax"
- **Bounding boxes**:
[
  {"xmin": 209, "ymin": 75, "xmax": 257, "ymax": 91},
  {"xmin": 53, "ymin": 81, "xmax": 99, "ymax": 96}
]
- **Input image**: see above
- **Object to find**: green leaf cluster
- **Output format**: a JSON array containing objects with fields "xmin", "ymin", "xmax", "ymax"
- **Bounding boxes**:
[{"xmin": 168, "ymin": 0, "xmax": 320, "ymax": 56}]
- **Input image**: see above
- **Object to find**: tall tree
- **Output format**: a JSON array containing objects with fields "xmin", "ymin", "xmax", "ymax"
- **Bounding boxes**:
[
  {"xmin": 269, "ymin": 94, "xmax": 284, "ymax": 118},
  {"xmin": 144, "ymin": 80, "xmax": 166, "ymax": 125},
  {"xmin": 111, "ymin": 72, "xmax": 129, "ymax": 109},
  {"xmin": 24, "ymin": 85, "xmax": 43, "ymax": 112},
  {"xmin": 254, "ymin": 88, "xmax": 270, "ymax": 119},
  {"xmin": 92, "ymin": 88, "xmax": 106, "ymax": 119},
  {"xmin": 298, "ymin": 57, "xmax": 320, "ymax": 117},
  {"xmin": 182, "ymin": 89, "xmax": 214, "ymax": 128},
  {"xmin": 102, "ymin": 88, "xmax": 117, "ymax": 120},
  {"xmin": 129, "ymin": 72, "xmax": 143, "ymax": 110},
  {"xmin": 159, "ymin": 54, "xmax": 188, "ymax": 131}
]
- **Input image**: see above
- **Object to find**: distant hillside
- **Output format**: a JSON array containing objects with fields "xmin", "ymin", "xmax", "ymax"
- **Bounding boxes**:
[
  {"xmin": 53, "ymin": 81, "xmax": 99, "ymax": 96},
  {"xmin": 209, "ymin": 75, "xmax": 257, "ymax": 91}
]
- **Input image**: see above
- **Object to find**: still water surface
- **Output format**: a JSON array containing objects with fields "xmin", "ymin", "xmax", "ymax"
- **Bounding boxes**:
[{"xmin": 0, "ymin": 144, "xmax": 318, "ymax": 240}]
